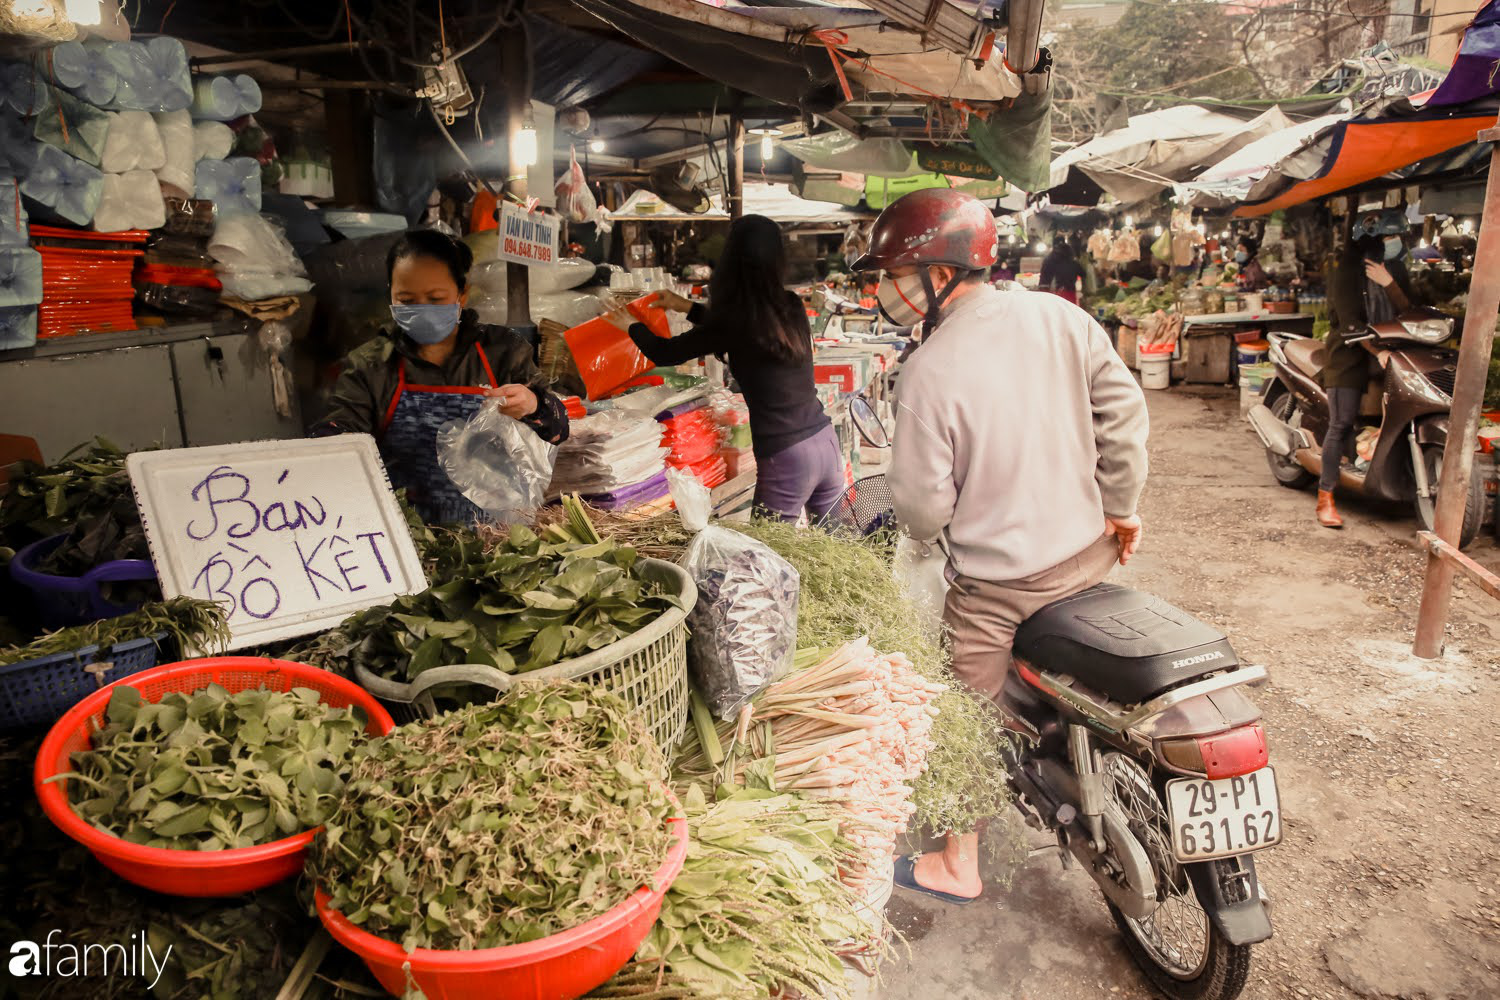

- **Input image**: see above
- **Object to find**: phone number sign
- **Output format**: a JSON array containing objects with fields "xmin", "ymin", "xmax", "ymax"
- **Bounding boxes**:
[{"xmin": 499, "ymin": 202, "xmax": 558, "ymax": 267}]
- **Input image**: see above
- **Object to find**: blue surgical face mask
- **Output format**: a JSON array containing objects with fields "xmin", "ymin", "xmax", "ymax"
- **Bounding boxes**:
[
  {"xmin": 1383, "ymin": 236, "xmax": 1404, "ymax": 261},
  {"xmin": 391, "ymin": 303, "xmax": 461, "ymax": 345},
  {"xmin": 1234, "ymin": 251, "xmax": 1249, "ymax": 264}
]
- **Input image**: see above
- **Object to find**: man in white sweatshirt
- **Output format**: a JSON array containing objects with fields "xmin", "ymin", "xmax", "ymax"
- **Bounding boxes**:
[{"xmin": 854, "ymin": 189, "xmax": 1150, "ymax": 903}]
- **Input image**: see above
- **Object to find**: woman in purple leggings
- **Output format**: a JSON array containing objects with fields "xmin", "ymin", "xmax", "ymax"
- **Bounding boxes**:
[{"xmin": 611, "ymin": 215, "xmax": 844, "ymax": 522}]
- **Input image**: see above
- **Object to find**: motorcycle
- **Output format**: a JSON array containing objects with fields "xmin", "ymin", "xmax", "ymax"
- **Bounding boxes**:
[
  {"xmin": 835, "ymin": 473, "xmax": 1278, "ymax": 1000},
  {"xmin": 1246, "ymin": 310, "xmax": 1483, "ymax": 548}
]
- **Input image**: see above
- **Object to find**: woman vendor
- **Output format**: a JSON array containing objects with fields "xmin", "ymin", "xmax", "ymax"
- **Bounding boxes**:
[
  {"xmin": 607, "ymin": 215, "xmax": 844, "ymax": 522},
  {"xmin": 1234, "ymin": 237, "xmax": 1271, "ymax": 290},
  {"xmin": 314, "ymin": 230, "xmax": 569, "ymax": 524}
]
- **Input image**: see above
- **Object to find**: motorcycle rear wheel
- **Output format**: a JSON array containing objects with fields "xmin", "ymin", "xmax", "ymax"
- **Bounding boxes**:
[
  {"xmin": 1100, "ymin": 754, "xmax": 1251, "ymax": 1000},
  {"xmin": 1265, "ymin": 392, "xmax": 1316, "ymax": 490}
]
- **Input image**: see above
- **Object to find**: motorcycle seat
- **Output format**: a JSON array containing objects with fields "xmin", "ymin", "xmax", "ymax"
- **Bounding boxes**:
[
  {"xmin": 1013, "ymin": 584, "xmax": 1240, "ymax": 705},
  {"xmin": 1283, "ymin": 338, "xmax": 1327, "ymax": 380}
]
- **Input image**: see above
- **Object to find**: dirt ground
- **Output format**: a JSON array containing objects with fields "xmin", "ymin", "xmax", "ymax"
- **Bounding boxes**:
[{"xmin": 873, "ymin": 386, "xmax": 1500, "ymax": 1000}]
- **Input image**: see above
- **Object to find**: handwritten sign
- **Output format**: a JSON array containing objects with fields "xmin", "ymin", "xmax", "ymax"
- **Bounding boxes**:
[
  {"xmin": 127, "ymin": 436, "xmax": 428, "ymax": 650},
  {"xmin": 915, "ymin": 144, "xmax": 1001, "ymax": 181},
  {"xmin": 498, "ymin": 202, "xmax": 558, "ymax": 267}
]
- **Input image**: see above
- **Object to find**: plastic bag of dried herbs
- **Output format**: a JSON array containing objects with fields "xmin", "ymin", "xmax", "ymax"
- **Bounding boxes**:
[
  {"xmin": 671, "ymin": 470, "xmax": 799, "ymax": 720},
  {"xmin": 51, "ymin": 684, "xmax": 369, "ymax": 849},
  {"xmin": 308, "ymin": 682, "xmax": 676, "ymax": 951}
]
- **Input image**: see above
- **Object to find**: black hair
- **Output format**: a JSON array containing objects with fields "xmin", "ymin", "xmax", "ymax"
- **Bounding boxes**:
[
  {"xmin": 386, "ymin": 229, "xmax": 475, "ymax": 290},
  {"xmin": 1236, "ymin": 236, "xmax": 1259, "ymax": 255},
  {"xmin": 708, "ymin": 215, "xmax": 810, "ymax": 364}
]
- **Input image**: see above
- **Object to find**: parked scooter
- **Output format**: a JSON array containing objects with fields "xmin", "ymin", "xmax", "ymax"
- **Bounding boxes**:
[
  {"xmin": 1247, "ymin": 310, "xmax": 1483, "ymax": 547},
  {"xmin": 837, "ymin": 476, "xmax": 1278, "ymax": 1000}
]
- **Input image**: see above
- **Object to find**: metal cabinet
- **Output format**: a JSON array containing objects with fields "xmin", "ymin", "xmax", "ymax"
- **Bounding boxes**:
[{"xmin": 170, "ymin": 333, "xmax": 302, "ymax": 446}]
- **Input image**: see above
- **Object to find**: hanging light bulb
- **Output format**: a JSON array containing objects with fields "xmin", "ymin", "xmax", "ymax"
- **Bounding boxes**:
[
  {"xmin": 589, "ymin": 137, "xmax": 606, "ymax": 154},
  {"xmin": 1196, "ymin": 223, "xmax": 1206, "ymax": 236},
  {"xmin": 1034, "ymin": 241, "xmax": 1046, "ymax": 253},
  {"xmin": 760, "ymin": 135, "xmax": 775, "ymax": 160},
  {"xmin": 1153, "ymin": 224, "xmax": 1163, "ymax": 237},
  {"xmin": 65, "ymin": 0, "xmax": 102, "ymax": 24},
  {"xmin": 514, "ymin": 113, "xmax": 538, "ymax": 169},
  {"xmin": 1124, "ymin": 215, "xmax": 1134, "ymax": 228}
]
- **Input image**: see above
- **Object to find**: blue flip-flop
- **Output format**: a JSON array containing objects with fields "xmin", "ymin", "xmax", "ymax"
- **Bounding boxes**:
[{"xmin": 893, "ymin": 855, "xmax": 979, "ymax": 906}]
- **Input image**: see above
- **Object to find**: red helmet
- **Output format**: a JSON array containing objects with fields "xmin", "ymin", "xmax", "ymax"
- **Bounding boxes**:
[{"xmin": 852, "ymin": 188, "xmax": 999, "ymax": 272}]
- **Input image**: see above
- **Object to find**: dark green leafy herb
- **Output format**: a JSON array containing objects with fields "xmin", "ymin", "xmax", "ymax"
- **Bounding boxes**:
[
  {"xmin": 347, "ymin": 524, "xmax": 679, "ymax": 682},
  {"xmin": 308, "ymin": 683, "xmax": 675, "ymax": 951},
  {"xmin": 0, "ymin": 438, "xmax": 140, "ymax": 549},
  {"xmin": 51, "ymin": 684, "xmax": 368, "ymax": 850},
  {"xmin": 0, "ymin": 596, "xmax": 229, "ymax": 667}
]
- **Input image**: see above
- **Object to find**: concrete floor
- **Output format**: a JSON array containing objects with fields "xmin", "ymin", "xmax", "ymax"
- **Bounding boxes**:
[{"xmin": 866, "ymin": 386, "xmax": 1500, "ymax": 1000}]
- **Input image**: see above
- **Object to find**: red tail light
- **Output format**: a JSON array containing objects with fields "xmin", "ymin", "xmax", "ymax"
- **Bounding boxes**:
[{"xmin": 1160, "ymin": 724, "xmax": 1269, "ymax": 778}]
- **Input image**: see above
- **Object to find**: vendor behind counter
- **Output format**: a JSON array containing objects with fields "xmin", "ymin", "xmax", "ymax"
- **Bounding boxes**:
[{"xmin": 313, "ymin": 230, "xmax": 569, "ymax": 524}]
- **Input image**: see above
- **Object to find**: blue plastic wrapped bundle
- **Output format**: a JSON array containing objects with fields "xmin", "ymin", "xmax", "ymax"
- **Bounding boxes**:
[
  {"xmin": 1, "ymin": 116, "xmax": 39, "ymax": 179},
  {"xmin": 47, "ymin": 41, "xmax": 118, "ymax": 108},
  {"xmin": 190, "ymin": 74, "xmax": 262, "ymax": 121},
  {"xmin": 196, "ymin": 157, "xmax": 261, "ymax": 218},
  {"xmin": 21, "ymin": 143, "xmax": 103, "ymax": 227},
  {"xmin": 0, "ymin": 246, "xmax": 42, "ymax": 307},
  {"xmin": 0, "ymin": 306, "xmax": 37, "ymax": 351},
  {"xmin": 102, "ymin": 38, "xmax": 191, "ymax": 113},
  {"xmin": 0, "ymin": 61, "xmax": 45, "ymax": 115},
  {"xmin": 33, "ymin": 89, "xmax": 110, "ymax": 167},
  {"xmin": 0, "ymin": 179, "xmax": 29, "ymax": 247}
]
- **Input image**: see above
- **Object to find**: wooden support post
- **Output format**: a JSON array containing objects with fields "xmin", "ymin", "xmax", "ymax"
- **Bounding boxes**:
[
  {"xmin": 502, "ymin": 26, "xmax": 533, "ymax": 337},
  {"xmin": 729, "ymin": 116, "xmax": 746, "ymax": 222},
  {"xmin": 1412, "ymin": 124, "xmax": 1500, "ymax": 658}
]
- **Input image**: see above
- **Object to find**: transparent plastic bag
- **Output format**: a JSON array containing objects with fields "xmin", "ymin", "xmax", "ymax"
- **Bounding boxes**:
[
  {"xmin": 555, "ymin": 148, "xmax": 599, "ymax": 224},
  {"xmin": 672, "ymin": 469, "xmax": 800, "ymax": 719},
  {"xmin": 436, "ymin": 403, "xmax": 558, "ymax": 525},
  {"xmin": 892, "ymin": 534, "xmax": 949, "ymax": 631}
]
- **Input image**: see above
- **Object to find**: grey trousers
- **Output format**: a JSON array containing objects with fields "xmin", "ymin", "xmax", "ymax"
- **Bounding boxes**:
[{"xmin": 1320, "ymin": 386, "xmax": 1362, "ymax": 492}]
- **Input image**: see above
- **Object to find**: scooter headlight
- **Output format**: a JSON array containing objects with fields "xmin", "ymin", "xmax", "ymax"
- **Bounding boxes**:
[{"xmin": 1400, "ymin": 317, "xmax": 1453, "ymax": 344}]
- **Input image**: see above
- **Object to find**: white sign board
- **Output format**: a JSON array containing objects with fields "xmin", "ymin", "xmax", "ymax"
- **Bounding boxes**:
[
  {"xmin": 498, "ymin": 201, "xmax": 559, "ymax": 267},
  {"xmin": 128, "ymin": 436, "xmax": 429, "ymax": 650}
]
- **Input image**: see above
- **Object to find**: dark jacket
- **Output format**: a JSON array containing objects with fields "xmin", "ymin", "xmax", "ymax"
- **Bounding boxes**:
[
  {"xmin": 627, "ymin": 297, "xmax": 829, "ymax": 459},
  {"xmin": 1324, "ymin": 251, "xmax": 1411, "ymax": 391},
  {"xmin": 1039, "ymin": 251, "xmax": 1083, "ymax": 292},
  {"xmin": 313, "ymin": 310, "xmax": 569, "ymax": 443}
]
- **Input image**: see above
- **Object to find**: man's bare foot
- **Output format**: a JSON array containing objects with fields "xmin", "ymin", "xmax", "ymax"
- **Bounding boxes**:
[{"xmin": 911, "ymin": 843, "xmax": 983, "ymax": 899}]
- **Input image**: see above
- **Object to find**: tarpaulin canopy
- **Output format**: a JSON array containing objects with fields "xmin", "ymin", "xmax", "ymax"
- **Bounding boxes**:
[
  {"xmin": 1046, "ymin": 106, "xmax": 1295, "ymax": 205},
  {"xmin": 1425, "ymin": 0, "xmax": 1500, "ymax": 108},
  {"xmin": 607, "ymin": 183, "xmax": 869, "ymax": 222},
  {"xmin": 1173, "ymin": 113, "xmax": 1346, "ymax": 208}
]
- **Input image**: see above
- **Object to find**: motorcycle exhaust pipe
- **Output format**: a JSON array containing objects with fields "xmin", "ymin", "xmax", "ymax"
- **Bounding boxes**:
[{"xmin": 1247, "ymin": 403, "xmax": 1307, "ymax": 457}]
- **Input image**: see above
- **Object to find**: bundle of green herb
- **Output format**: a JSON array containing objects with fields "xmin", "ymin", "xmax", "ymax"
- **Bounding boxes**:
[
  {"xmin": 309, "ymin": 683, "xmax": 676, "ymax": 951},
  {"xmin": 346, "ymin": 525, "xmax": 679, "ymax": 682},
  {"xmin": 0, "ymin": 438, "xmax": 137, "ymax": 550},
  {"xmin": 53, "ymin": 684, "xmax": 367, "ymax": 849},
  {"xmin": 634, "ymin": 785, "xmax": 878, "ymax": 1000},
  {"xmin": 0, "ymin": 596, "xmax": 228, "ymax": 667}
]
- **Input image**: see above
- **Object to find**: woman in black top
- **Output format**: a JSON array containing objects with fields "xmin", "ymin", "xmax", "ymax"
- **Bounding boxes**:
[{"xmin": 610, "ymin": 215, "xmax": 843, "ymax": 521}]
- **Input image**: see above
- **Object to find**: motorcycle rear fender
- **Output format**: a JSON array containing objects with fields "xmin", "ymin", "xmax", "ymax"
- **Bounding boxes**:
[
  {"xmin": 1414, "ymin": 414, "xmax": 1447, "ymax": 448},
  {"xmin": 1186, "ymin": 855, "xmax": 1273, "ymax": 946}
]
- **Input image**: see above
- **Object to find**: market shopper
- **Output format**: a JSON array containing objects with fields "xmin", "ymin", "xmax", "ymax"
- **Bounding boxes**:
[
  {"xmin": 852, "ymin": 188, "xmax": 1149, "ymax": 904},
  {"xmin": 607, "ymin": 214, "xmax": 843, "ymax": 522},
  {"xmin": 313, "ymin": 229, "xmax": 569, "ymax": 524},
  {"xmin": 1315, "ymin": 221, "xmax": 1414, "ymax": 528},
  {"xmin": 1235, "ymin": 237, "xmax": 1271, "ymax": 290},
  {"xmin": 1038, "ymin": 240, "xmax": 1084, "ymax": 303}
]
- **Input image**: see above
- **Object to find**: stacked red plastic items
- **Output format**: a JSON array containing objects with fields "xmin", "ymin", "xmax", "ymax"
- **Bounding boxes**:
[
  {"xmin": 560, "ymin": 396, "xmax": 588, "ymax": 420},
  {"xmin": 30, "ymin": 225, "xmax": 146, "ymax": 338},
  {"xmin": 659, "ymin": 402, "xmax": 727, "ymax": 488}
]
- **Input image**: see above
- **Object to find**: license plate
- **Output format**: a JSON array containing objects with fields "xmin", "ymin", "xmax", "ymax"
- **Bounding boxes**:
[{"xmin": 1165, "ymin": 767, "xmax": 1282, "ymax": 862}]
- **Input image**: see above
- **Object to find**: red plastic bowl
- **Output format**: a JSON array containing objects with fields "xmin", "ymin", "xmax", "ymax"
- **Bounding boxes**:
[
  {"xmin": 34, "ymin": 657, "xmax": 395, "ymax": 897},
  {"xmin": 315, "ymin": 814, "xmax": 688, "ymax": 1000}
]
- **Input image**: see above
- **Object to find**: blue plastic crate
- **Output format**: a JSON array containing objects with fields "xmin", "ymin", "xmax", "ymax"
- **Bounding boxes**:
[{"xmin": 0, "ymin": 633, "xmax": 169, "ymax": 731}]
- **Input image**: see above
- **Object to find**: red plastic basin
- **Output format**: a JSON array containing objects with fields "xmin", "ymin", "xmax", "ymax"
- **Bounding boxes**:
[
  {"xmin": 34, "ymin": 657, "xmax": 395, "ymax": 897},
  {"xmin": 316, "ymin": 813, "xmax": 688, "ymax": 1000}
]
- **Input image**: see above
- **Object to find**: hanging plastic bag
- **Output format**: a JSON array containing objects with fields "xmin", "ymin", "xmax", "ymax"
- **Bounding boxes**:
[
  {"xmin": 555, "ymin": 148, "xmax": 598, "ymax": 224},
  {"xmin": 436, "ymin": 403, "xmax": 558, "ymax": 525},
  {"xmin": 892, "ymin": 534, "xmax": 949, "ymax": 631},
  {"xmin": 673, "ymin": 469, "xmax": 800, "ymax": 719}
]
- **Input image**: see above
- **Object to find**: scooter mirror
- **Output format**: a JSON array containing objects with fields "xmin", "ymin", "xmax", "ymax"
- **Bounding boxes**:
[{"xmin": 850, "ymin": 395, "xmax": 891, "ymax": 449}]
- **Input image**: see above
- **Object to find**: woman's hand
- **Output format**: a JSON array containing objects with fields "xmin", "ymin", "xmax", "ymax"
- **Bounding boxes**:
[
  {"xmin": 487, "ymin": 384, "xmax": 538, "ymax": 419},
  {"xmin": 1364, "ymin": 260, "xmax": 1394, "ymax": 288},
  {"xmin": 604, "ymin": 306, "xmax": 637, "ymax": 332},
  {"xmin": 654, "ymin": 289, "xmax": 694, "ymax": 313}
]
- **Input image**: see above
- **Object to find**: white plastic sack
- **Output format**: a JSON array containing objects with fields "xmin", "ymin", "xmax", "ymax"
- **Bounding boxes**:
[
  {"xmin": 190, "ymin": 74, "xmax": 262, "ymax": 121},
  {"xmin": 153, "ymin": 109, "xmax": 194, "ymax": 194},
  {"xmin": 0, "ymin": 305, "xmax": 37, "ymax": 351},
  {"xmin": 893, "ymin": 535, "xmax": 949, "ymax": 631},
  {"xmin": 0, "ymin": 246, "xmax": 42, "ymax": 307},
  {"xmin": 21, "ymin": 144, "xmax": 103, "ymax": 227},
  {"xmin": 673, "ymin": 469, "xmax": 800, "ymax": 719},
  {"xmin": 196, "ymin": 157, "xmax": 260, "ymax": 217},
  {"xmin": 532, "ymin": 288, "xmax": 610, "ymax": 329},
  {"xmin": 209, "ymin": 212, "xmax": 305, "ymax": 276},
  {"xmin": 193, "ymin": 120, "xmax": 234, "ymax": 161},
  {"xmin": 93, "ymin": 169, "xmax": 165, "ymax": 232},
  {"xmin": 218, "ymin": 272, "xmax": 312, "ymax": 300},
  {"xmin": 100, "ymin": 110, "xmax": 166, "ymax": 173},
  {"xmin": 436, "ymin": 404, "xmax": 558, "ymax": 525},
  {"xmin": 529, "ymin": 256, "xmax": 598, "ymax": 293}
]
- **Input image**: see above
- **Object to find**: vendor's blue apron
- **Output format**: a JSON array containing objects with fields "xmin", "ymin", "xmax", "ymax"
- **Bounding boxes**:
[{"xmin": 379, "ymin": 344, "xmax": 499, "ymax": 524}]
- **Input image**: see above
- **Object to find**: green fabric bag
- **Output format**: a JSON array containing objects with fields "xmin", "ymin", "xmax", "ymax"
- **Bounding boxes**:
[{"xmin": 968, "ymin": 89, "xmax": 1052, "ymax": 193}]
